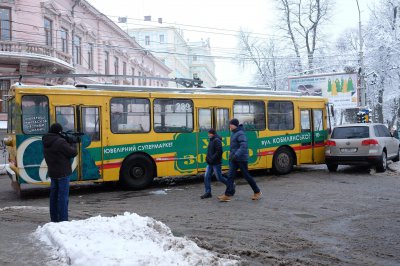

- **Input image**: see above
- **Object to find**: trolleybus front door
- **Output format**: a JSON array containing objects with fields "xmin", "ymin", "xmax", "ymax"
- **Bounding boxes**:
[
  {"xmin": 77, "ymin": 106, "xmax": 102, "ymax": 181},
  {"xmin": 299, "ymin": 108, "xmax": 325, "ymax": 164},
  {"xmin": 197, "ymin": 107, "xmax": 230, "ymax": 172}
]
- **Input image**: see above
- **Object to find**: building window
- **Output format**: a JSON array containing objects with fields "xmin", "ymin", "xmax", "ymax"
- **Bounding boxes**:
[
  {"xmin": 60, "ymin": 28, "xmax": 68, "ymax": 53},
  {"xmin": 110, "ymin": 98, "xmax": 150, "ymax": 133},
  {"xmin": 44, "ymin": 18, "xmax": 52, "ymax": 46},
  {"xmin": 104, "ymin": 51, "xmax": 109, "ymax": 75},
  {"xmin": 73, "ymin": 35, "xmax": 81, "ymax": 65},
  {"xmin": 145, "ymin": 35, "xmax": 150, "ymax": 45},
  {"xmin": 114, "ymin": 56, "xmax": 119, "ymax": 75},
  {"xmin": 159, "ymin": 34, "xmax": 164, "ymax": 43},
  {"xmin": 123, "ymin": 62, "xmax": 127, "ymax": 76},
  {"xmin": 0, "ymin": 8, "xmax": 10, "ymax": 41},
  {"xmin": 143, "ymin": 75, "xmax": 147, "ymax": 86},
  {"xmin": 131, "ymin": 68, "xmax": 135, "ymax": 85},
  {"xmin": 138, "ymin": 71, "xmax": 141, "ymax": 85},
  {"xmin": 193, "ymin": 55, "xmax": 197, "ymax": 61},
  {"xmin": 88, "ymin": 43, "xmax": 93, "ymax": 70}
]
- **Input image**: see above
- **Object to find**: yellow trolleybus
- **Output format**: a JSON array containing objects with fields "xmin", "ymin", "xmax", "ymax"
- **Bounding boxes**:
[{"xmin": 4, "ymin": 84, "xmax": 329, "ymax": 192}]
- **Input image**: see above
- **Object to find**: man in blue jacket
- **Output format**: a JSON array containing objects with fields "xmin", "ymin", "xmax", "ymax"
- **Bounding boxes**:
[
  {"xmin": 201, "ymin": 128, "xmax": 228, "ymax": 199},
  {"xmin": 218, "ymin": 118, "xmax": 262, "ymax": 202}
]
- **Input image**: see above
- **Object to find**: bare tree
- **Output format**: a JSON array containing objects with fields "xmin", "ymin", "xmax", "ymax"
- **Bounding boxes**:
[
  {"xmin": 275, "ymin": 0, "xmax": 332, "ymax": 73},
  {"xmin": 237, "ymin": 30, "xmax": 296, "ymax": 90},
  {"xmin": 364, "ymin": 0, "xmax": 400, "ymax": 123},
  {"xmin": 237, "ymin": 30, "xmax": 271, "ymax": 87}
]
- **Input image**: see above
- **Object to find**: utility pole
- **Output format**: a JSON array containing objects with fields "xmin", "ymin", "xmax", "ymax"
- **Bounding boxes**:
[{"xmin": 356, "ymin": 0, "xmax": 366, "ymax": 107}]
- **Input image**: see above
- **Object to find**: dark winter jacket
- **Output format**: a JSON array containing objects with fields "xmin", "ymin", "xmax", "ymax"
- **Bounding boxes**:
[
  {"xmin": 229, "ymin": 125, "xmax": 248, "ymax": 162},
  {"xmin": 42, "ymin": 133, "xmax": 78, "ymax": 179},
  {"xmin": 206, "ymin": 134, "xmax": 223, "ymax": 165}
]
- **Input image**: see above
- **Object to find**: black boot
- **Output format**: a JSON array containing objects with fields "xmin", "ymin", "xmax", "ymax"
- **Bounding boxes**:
[{"xmin": 200, "ymin": 192, "xmax": 212, "ymax": 199}]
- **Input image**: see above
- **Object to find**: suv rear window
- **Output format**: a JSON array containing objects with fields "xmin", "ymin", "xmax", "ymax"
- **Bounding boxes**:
[{"xmin": 331, "ymin": 126, "xmax": 369, "ymax": 139}]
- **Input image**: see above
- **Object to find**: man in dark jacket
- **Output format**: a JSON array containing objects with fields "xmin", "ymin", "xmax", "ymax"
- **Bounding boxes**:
[
  {"xmin": 218, "ymin": 118, "xmax": 262, "ymax": 202},
  {"xmin": 43, "ymin": 123, "xmax": 78, "ymax": 222},
  {"xmin": 201, "ymin": 128, "xmax": 228, "ymax": 199}
]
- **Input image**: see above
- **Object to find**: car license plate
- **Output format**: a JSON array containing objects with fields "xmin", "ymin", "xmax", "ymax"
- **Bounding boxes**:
[{"xmin": 340, "ymin": 148, "xmax": 357, "ymax": 152}]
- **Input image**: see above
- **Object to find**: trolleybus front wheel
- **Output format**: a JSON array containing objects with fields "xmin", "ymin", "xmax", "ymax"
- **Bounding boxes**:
[
  {"xmin": 120, "ymin": 154, "xmax": 155, "ymax": 190},
  {"xmin": 272, "ymin": 147, "xmax": 294, "ymax": 175}
]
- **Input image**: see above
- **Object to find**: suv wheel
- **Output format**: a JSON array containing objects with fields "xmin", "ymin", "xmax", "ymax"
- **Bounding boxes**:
[
  {"xmin": 327, "ymin": 164, "xmax": 338, "ymax": 172},
  {"xmin": 376, "ymin": 151, "xmax": 387, "ymax": 172},
  {"xmin": 393, "ymin": 148, "xmax": 400, "ymax": 162}
]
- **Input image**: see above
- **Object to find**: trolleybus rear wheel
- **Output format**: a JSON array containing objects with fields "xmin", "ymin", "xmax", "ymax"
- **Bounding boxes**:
[
  {"xmin": 272, "ymin": 147, "xmax": 294, "ymax": 175},
  {"xmin": 120, "ymin": 154, "xmax": 154, "ymax": 190}
]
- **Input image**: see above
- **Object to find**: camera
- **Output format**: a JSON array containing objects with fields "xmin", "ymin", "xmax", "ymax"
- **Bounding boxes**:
[{"xmin": 61, "ymin": 131, "xmax": 84, "ymax": 144}]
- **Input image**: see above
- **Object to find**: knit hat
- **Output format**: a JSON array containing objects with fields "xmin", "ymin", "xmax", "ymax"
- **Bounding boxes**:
[
  {"xmin": 229, "ymin": 118, "xmax": 239, "ymax": 127},
  {"xmin": 49, "ymin": 123, "xmax": 63, "ymax": 133},
  {"xmin": 208, "ymin": 128, "xmax": 217, "ymax": 135}
]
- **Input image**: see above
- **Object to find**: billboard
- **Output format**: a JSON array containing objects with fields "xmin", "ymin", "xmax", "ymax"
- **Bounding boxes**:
[{"xmin": 288, "ymin": 73, "xmax": 358, "ymax": 108}]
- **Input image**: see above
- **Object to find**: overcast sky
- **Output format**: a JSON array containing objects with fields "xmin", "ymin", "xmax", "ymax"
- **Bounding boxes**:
[{"xmin": 89, "ymin": 0, "xmax": 377, "ymax": 86}]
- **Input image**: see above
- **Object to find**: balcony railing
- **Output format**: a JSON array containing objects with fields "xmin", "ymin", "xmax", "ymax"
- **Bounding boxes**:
[{"xmin": 0, "ymin": 41, "xmax": 72, "ymax": 65}]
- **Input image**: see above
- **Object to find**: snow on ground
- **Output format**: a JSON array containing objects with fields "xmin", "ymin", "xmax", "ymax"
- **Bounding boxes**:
[
  {"xmin": 149, "ymin": 189, "xmax": 168, "ymax": 195},
  {"xmin": 34, "ymin": 212, "xmax": 239, "ymax": 266},
  {"xmin": 0, "ymin": 206, "xmax": 48, "ymax": 212},
  {"xmin": 0, "ymin": 164, "xmax": 8, "ymax": 174}
]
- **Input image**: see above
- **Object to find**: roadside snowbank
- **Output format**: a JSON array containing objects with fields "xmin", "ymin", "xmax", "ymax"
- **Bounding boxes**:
[{"xmin": 34, "ymin": 212, "xmax": 238, "ymax": 266}]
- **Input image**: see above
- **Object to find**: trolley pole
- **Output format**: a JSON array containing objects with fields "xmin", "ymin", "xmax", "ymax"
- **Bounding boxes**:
[{"xmin": 356, "ymin": 0, "xmax": 366, "ymax": 107}]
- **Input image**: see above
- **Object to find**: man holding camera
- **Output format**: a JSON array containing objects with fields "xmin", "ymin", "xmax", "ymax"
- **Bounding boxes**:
[{"xmin": 42, "ymin": 123, "xmax": 78, "ymax": 222}]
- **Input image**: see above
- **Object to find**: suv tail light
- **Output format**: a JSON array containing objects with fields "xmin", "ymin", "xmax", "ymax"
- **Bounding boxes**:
[
  {"xmin": 361, "ymin": 139, "xmax": 379, "ymax": 145},
  {"xmin": 326, "ymin": 140, "xmax": 336, "ymax": 146}
]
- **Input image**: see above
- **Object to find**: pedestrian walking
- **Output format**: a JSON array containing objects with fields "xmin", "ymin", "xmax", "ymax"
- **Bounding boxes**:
[
  {"xmin": 201, "ymin": 128, "xmax": 228, "ymax": 199},
  {"xmin": 218, "ymin": 118, "xmax": 262, "ymax": 202},
  {"xmin": 42, "ymin": 123, "xmax": 78, "ymax": 222}
]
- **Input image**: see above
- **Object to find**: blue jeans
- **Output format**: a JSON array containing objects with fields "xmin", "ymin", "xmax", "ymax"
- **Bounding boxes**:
[
  {"xmin": 225, "ymin": 160, "xmax": 260, "ymax": 196},
  {"xmin": 50, "ymin": 176, "xmax": 70, "ymax": 222},
  {"xmin": 204, "ymin": 164, "xmax": 228, "ymax": 194}
]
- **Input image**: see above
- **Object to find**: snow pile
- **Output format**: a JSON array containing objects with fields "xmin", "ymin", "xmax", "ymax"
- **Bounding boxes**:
[
  {"xmin": 388, "ymin": 161, "xmax": 400, "ymax": 172},
  {"xmin": 34, "ymin": 212, "xmax": 238, "ymax": 266}
]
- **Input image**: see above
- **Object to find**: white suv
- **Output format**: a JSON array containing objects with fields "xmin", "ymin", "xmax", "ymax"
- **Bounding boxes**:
[{"xmin": 325, "ymin": 123, "xmax": 400, "ymax": 172}]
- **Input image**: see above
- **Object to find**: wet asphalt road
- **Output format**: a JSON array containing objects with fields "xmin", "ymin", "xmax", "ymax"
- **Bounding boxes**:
[{"xmin": 0, "ymin": 164, "xmax": 400, "ymax": 265}]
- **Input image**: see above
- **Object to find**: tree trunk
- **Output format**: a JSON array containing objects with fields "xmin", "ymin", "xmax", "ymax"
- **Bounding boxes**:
[{"xmin": 376, "ymin": 77, "xmax": 385, "ymax": 123}]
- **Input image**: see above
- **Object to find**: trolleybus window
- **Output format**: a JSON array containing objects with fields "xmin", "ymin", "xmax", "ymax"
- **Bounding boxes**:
[
  {"xmin": 198, "ymin": 109, "xmax": 212, "ymax": 132},
  {"xmin": 82, "ymin": 107, "xmax": 100, "ymax": 141},
  {"xmin": 21, "ymin": 95, "xmax": 49, "ymax": 134},
  {"xmin": 7, "ymin": 98, "xmax": 15, "ymax": 133},
  {"xmin": 110, "ymin": 98, "xmax": 150, "ymax": 133},
  {"xmin": 154, "ymin": 99, "xmax": 193, "ymax": 133},
  {"xmin": 56, "ymin": 106, "xmax": 75, "ymax": 132},
  {"xmin": 216, "ymin": 108, "xmax": 229, "ymax": 131},
  {"xmin": 268, "ymin": 101, "xmax": 294, "ymax": 130},
  {"xmin": 233, "ymin": 100, "xmax": 265, "ymax": 131}
]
